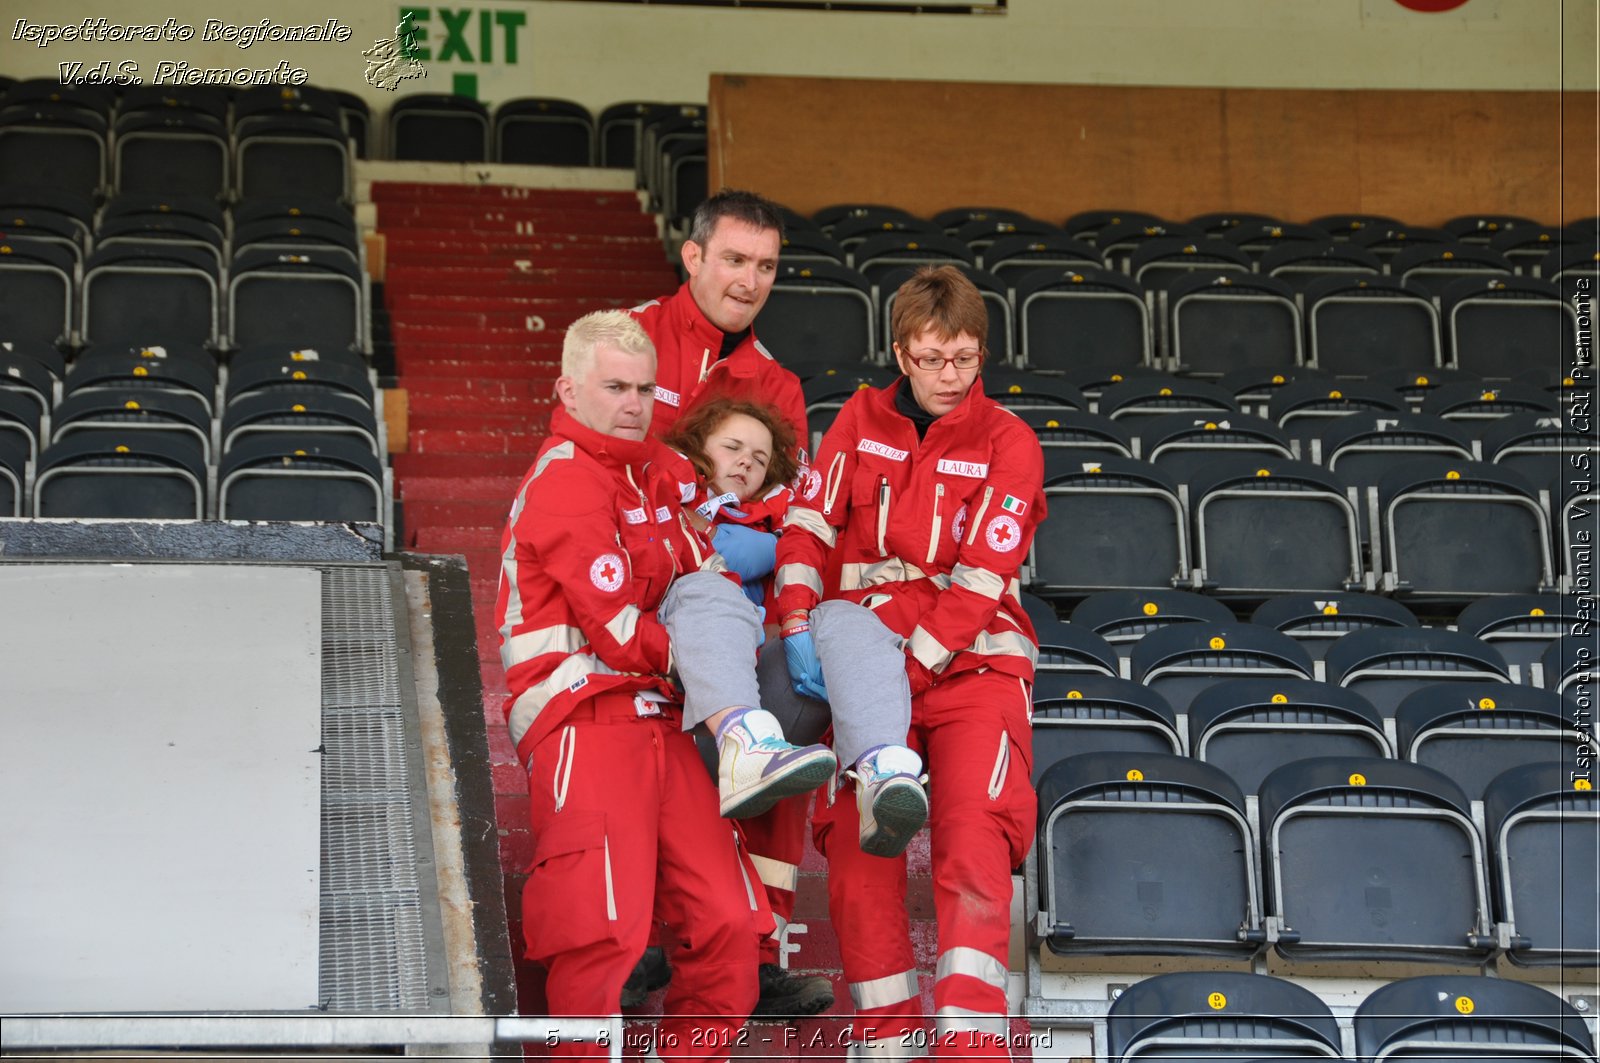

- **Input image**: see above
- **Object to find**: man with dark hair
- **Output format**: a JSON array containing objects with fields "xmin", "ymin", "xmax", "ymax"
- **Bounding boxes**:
[
  {"xmin": 626, "ymin": 189, "xmax": 836, "ymax": 1018},
  {"xmin": 629, "ymin": 188, "xmax": 806, "ymax": 453}
]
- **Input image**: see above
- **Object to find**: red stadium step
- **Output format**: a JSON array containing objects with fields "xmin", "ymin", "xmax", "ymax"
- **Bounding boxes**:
[
  {"xmin": 393, "ymin": 452, "xmax": 539, "ymax": 479},
  {"xmin": 402, "ymin": 500, "xmax": 511, "ymax": 529},
  {"xmin": 409, "ymin": 427, "xmax": 549, "ymax": 455},
  {"xmin": 399, "ymin": 475, "xmax": 525, "ymax": 502}
]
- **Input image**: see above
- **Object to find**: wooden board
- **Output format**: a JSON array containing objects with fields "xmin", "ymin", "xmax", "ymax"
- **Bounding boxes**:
[{"xmin": 711, "ymin": 75, "xmax": 1598, "ymax": 226}]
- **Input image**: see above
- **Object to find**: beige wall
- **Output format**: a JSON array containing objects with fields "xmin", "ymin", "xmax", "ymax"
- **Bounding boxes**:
[{"xmin": 1, "ymin": 0, "xmax": 1594, "ymax": 122}]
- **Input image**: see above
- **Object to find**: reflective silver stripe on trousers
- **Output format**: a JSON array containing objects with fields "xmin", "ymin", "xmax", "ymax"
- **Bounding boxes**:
[
  {"xmin": 699, "ymin": 552, "xmax": 730, "ymax": 574},
  {"xmin": 604, "ymin": 604, "xmax": 641, "ymax": 647},
  {"xmin": 951, "ymin": 562, "xmax": 1006, "ymax": 601},
  {"xmin": 935, "ymin": 946, "xmax": 1008, "ymax": 991},
  {"xmin": 849, "ymin": 969, "xmax": 920, "ymax": 1011},
  {"xmin": 775, "ymin": 562, "xmax": 824, "ymax": 597},
  {"xmin": 750, "ymin": 853, "xmax": 799, "ymax": 893},
  {"xmin": 784, "ymin": 505, "xmax": 838, "ymax": 548},
  {"xmin": 735, "ymin": 831, "xmax": 760, "ymax": 911},
  {"xmin": 934, "ymin": 1006, "xmax": 1009, "ymax": 1036},
  {"xmin": 768, "ymin": 912, "xmax": 788, "ymax": 941},
  {"xmin": 507, "ymin": 653, "xmax": 619, "ymax": 746},
  {"xmin": 502, "ymin": 623, "xmax": 587, "ymax": 671},
  {"xmin": 908, "ymin": 624, "xmax": 955, "ymax": 673}
]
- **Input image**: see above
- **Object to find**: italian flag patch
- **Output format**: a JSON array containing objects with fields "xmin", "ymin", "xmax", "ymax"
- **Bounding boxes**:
[{"xmin": 1000, "ymin": 494, "xmax": 1027, "ymax": 517}]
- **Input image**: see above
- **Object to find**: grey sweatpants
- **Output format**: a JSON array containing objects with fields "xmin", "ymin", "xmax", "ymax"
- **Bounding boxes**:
[{"xmin": 660, "ymin": 573, "xmax": 911, "ymax": 768}]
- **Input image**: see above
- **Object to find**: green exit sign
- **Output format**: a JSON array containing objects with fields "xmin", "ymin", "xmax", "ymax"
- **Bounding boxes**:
[{"xmin": 398, "ymin": 7, "xmax": 526, "ymax": 64}]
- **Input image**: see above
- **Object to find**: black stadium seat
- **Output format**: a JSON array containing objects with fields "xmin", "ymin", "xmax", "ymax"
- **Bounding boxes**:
[
  {"xmin": 34, "ymin": 429, "xmax": 208, "ymax": 519},
  {"xmin": 1325, "ymin": 626, "xmax": 1511, "ymax": 717},
  {"xmin": 1258, "ymin": 756, "xmax": 1494, "ymax": 963},
  {"xmin": 1189, "ymin": 677, "xmax": 1391, "ymax": 795},
  {"xmin": 1354, "ymin": 975, "xmax": 1594, "ymax": 1062},
  {"xmin": 1186, "ymin": 456, "xmax": 1365, "ymax": 597},
  {"xmin": 1131, "ymin": 622, "xmax": 1314, "ymax": 715},
  {"xmin": 1107, "ymin": 972, "xmax": 1343, "ymax": 1062},
  {"xmin": 1250, "ymin": 592, "xmax": 1418, "ymax": 660},
  {"xmin": 1070, "ymin": 588, "xmax": 1235, "ymax": 655},
  {"xmin": 1394, "ymin": 682, "xmax": 1587, "ymax": 798},
  {"xmin": 1031, "ymin": 674, "xmax": 1183, "ymax": 773},
  {"xmin": 1038, "ymin": 752, "xmax": 1261, "ymax": 957},
  {"xmin": 756, "ymin": 262, "xmax": 877, "ymax": 368},
  {"xmin": 1030, "ymin": 457, "xmax": 1190, "ymax": 596},
  {"xmin": 1483, "ymin": 762, "xmax": 1600, "ymax": 967}
]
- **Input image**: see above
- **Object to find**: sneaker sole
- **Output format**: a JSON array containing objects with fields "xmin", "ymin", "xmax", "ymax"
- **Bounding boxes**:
[
  {"xmin": 720, "ymin": 748, "xmax": 836, "ymax": 819},
  {"xmin": 860, "ymin": 779, "xmax": 929, "ymax": 858}
]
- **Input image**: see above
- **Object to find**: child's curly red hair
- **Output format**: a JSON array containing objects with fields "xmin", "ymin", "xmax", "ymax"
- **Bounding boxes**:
[{"xmin": 663, "ymin": 398, "xmax": 799, "ymax": 497}]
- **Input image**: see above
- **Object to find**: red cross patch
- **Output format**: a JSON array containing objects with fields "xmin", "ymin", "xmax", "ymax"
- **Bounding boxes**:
[
  {"xmin": 951, "ymin": 504, "xmax": 969, "ymax": 544},
  {"xmin": 589, "ymin": 552, "xmax": 626, "ymax": 592},
  {"xmin": 985, "ymin": 514, "xmax": 1022, "ymax": 553}
]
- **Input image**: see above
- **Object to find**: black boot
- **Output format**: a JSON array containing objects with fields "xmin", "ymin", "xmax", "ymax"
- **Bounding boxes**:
[
  {"xmin": 751, "ymin": 963, "xmax": 835, "ymax": 1017},
  {"xmin": 620, "ymin": 946, "xmax": 672, "ymax": 1008}
]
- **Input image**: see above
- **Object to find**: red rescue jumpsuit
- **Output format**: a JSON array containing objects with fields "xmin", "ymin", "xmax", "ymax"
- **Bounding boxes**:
[
  {"xmin": 635, "ymin": 284, "xmax": 813, "ymax": 970},
  {"xmin": 497, "ymin": 405, "xmax": 768, "ymax": 1060},
  {"xmin": 774, "ymin": 379, "xmax": 1046, "ymax": 1059},
  {"xmin": 629, "ymin": 281, "xmax": 808, "ymax": 459}
]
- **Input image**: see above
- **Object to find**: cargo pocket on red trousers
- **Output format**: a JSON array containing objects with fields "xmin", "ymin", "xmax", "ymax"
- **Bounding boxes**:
[{"xmin": 521, "ymin": 810, "xmax": 618, "ymax": 961}]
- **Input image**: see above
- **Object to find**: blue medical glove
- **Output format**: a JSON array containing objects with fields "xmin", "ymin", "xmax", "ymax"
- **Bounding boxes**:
[
  {"xmin": 713, "ymin": 523, "xmax": 778, "ymax": 584},
  {"xmin": 782, "ymin": 625, "xmax": 829, "ymax": 702}
]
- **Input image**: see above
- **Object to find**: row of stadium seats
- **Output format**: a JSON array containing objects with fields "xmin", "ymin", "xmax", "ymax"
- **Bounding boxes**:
[
  {"xmin": 781, "ymin": 202, "xmax": 1596, "ymax": 276},
  {"xmin": 757, "ymin": 257, "xmax": 1586, "ymax": 373},
  {"xmin": 1025, "ymin": 453, "xmax": 1580, "ymax": 598},
  {"xmin": 1030, "ymin": 642, "xmax": 1586, "ymax": 763},
  {"xmin": 1037, "ymin": 752, "xmax": 1593, "ymax": 966},
  {"xmin": 802, "ymin": 363, "xmax": 1574, "ymax": 442},
  {"xmin": 757, "ymin": 200, "xmax": 1596, "ymax": 369},
  {"xmin": 1101, "ymin": 971, "xmax": 1593, "ymax": 1059},
  {"xmin": 0, "ymin": 80, "xmax": 363, "ymax": 202},
  {"xmin": 0, "ymin": 340, "xmax": 387, "ymax": 528},
  {"xmin": 0, "ymin": 186, "xmax": 369, "ymax": 353},
  {"xmin": 0, "ymin": 80, "xmax": 712, "ymax": 215}
]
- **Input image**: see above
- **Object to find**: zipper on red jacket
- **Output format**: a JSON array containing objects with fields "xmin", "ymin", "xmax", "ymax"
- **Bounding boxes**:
[
  {"xmin": 926, "ymin": 482, "xmax": 945, "ymax": 565},
  {"xmin": 876, "ymin": 475, "xmax": 890, "ymax": 558}
]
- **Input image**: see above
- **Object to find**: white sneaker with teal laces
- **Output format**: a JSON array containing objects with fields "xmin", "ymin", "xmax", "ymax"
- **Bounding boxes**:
[
  {"xmin": 848, "ymin": 744, "xmax": 929, "ymax": 858},
  {"xmin": 717, "ymin": 708, "xmax": 837, "ymax": 819}
]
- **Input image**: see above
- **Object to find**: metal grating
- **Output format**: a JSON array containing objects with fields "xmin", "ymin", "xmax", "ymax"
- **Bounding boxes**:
[{"xmin": 318, "ymin": 565, "xmax": 434, "ymax": 1011}]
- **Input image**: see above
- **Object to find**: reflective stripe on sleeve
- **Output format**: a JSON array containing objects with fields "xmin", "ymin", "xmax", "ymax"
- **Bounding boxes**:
[
  {"xmin": 849, "ymin": 969, "xmax": 920, "ymax": 1011},
  {"xmin": 934, "ymin": 1006, "xmax": 1009, "ymax": 1036},
  {"xmin": 951, "ymin": 563, "xmax": 1006, "ymax": 601},
  {"xmin": 506, "ymin": 653, "xmax": 618, "ymax": 746},
  {"xmin": 749, "ymin": 854, "xmax": 799, "ymax": 893},
  {"xmin": 908, "ymin": 624, "xmax": 955, "ymax": 673},
  {"xmin": 935, "ymin": 946, "xmax": 1008, "ymax": 991},
  {"xmin": 604, "ymin": 604, "xmax": 641, "ymax": 647},
  {"xmin": 530, "ymin": 440, "xmax": 575, "ymax": 481},
  {"xmin": 775, "ymin": 563, "xmax": 824, "ymax": 598},
  {"xmin": 968, "ymin": 627, "xmax": 1039, "ymax": 666},
  {"xmin": 783, "ymin": 506, "xmax": 838, "ymax": 548},
  {"xmin": 501, "ymin": 624, "xmax": 587, "ymax": 671},
  {"xmin": 839, "ymin": 556, "xmax": 952, "ymax": 592}
]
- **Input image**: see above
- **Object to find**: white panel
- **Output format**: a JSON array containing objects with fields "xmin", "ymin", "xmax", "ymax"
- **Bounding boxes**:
[{"xmin": 0, "ymin": 564, "xmax": 322, "ymax": 1012}]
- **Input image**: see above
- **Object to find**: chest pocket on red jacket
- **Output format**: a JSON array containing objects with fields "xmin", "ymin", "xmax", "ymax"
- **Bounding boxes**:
[
  {"xmin": 929, "ymin": 464, "xmax": 990, "ymax": 561},
  {"xmin": 617, "ymin": 507, "xmax": 671, "ymax": 605}
]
